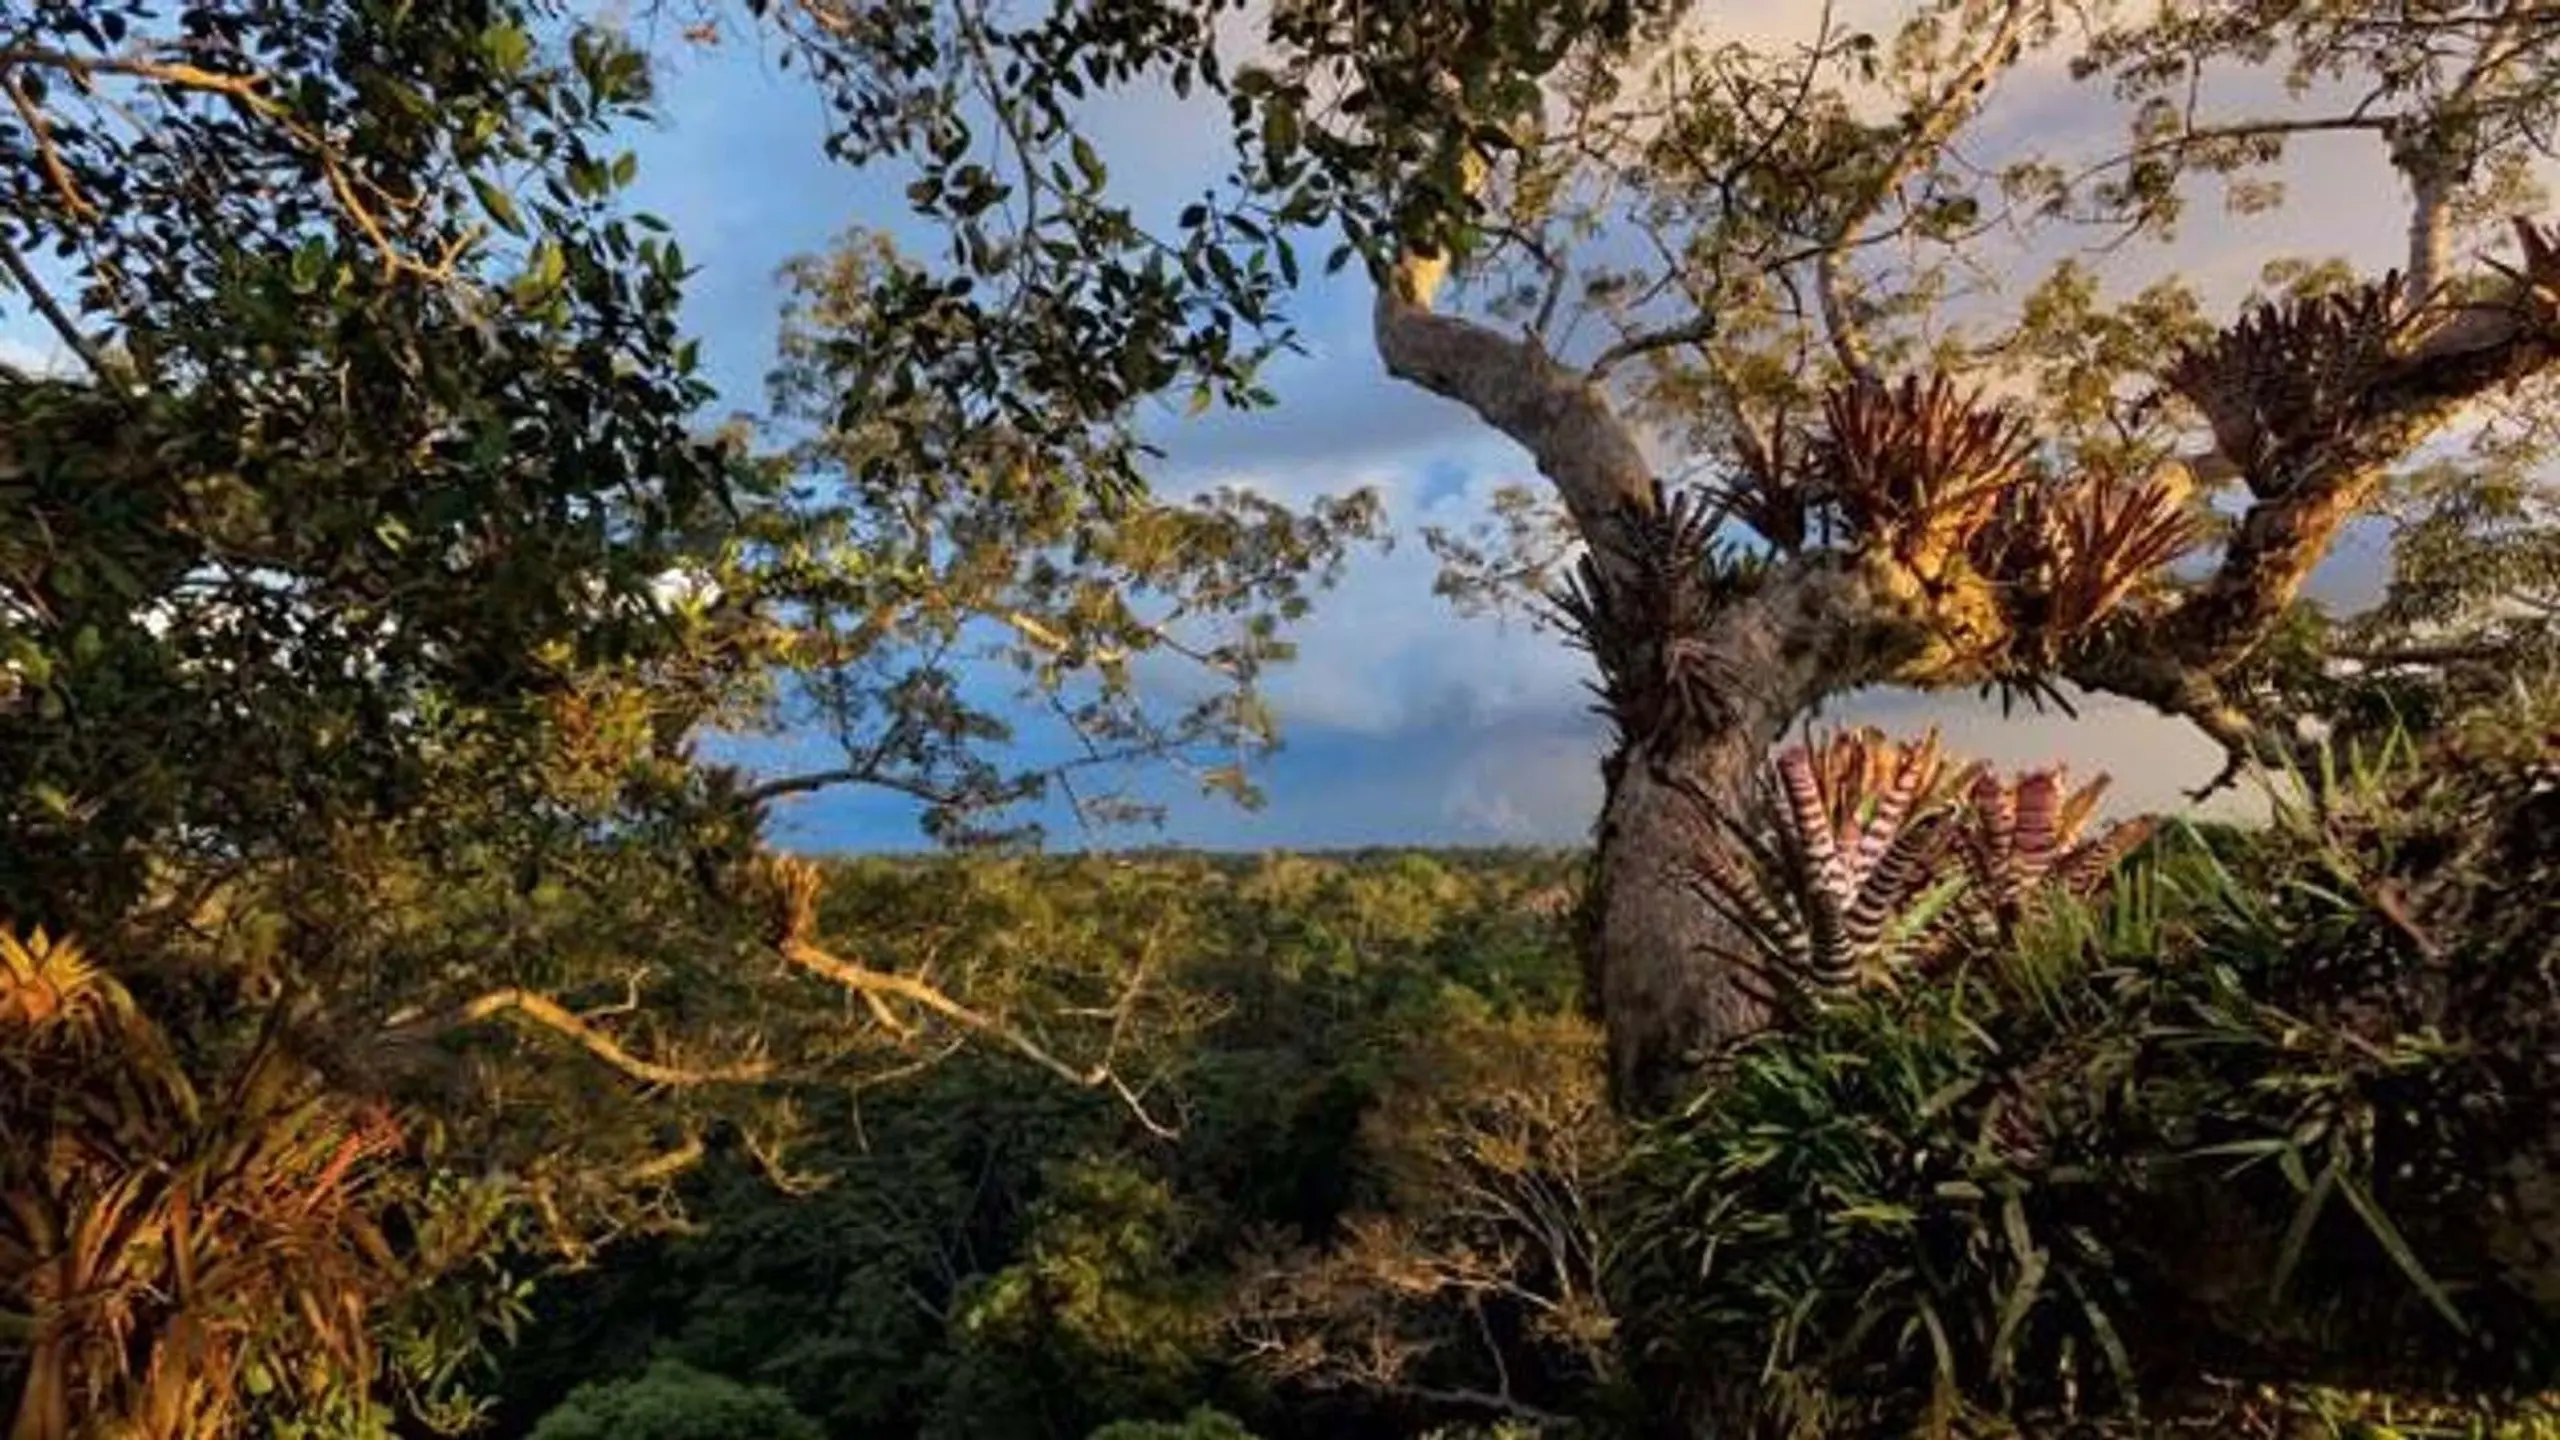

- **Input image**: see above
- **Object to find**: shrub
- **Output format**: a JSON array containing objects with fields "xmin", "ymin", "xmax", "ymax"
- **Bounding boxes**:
[
  {"xmin": 527, "ymin": 1359, "xmax": 823, "ymax": 1440},
  {"xmin": 1617, "ymin": 720, "xmax": 2560, "ymax": 1436},
  {"xmin": 1088, "ymin": 1406, "xmax": 1262, "ymax": 1439}
]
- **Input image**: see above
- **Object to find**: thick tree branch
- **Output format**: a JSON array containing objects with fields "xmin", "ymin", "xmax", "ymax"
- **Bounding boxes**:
[
  {"xmin": 2402, "ymin": 148, "xmax": 2461, "ymax": 310},
  {"xmin": 2401, "ymin": 0, "xmax": 2542, "ymax": 304},
  {"xmin": 1375, "ymin": 267, "xmax": 1658, "ymax": 581},
  {"xmin": 2066, "ymin": 642, "xmax": 2273, "ymax": 799},
  {"xmin": 2063, "ymin": 217, "xmax": 2560, "ymax": 785},
  {"xmin": 2166, "ymin": 218, "xmax": 2560, "ymax": 674},
  {"xmin": 1814, "ymin": 247, "xmax": 1876, "ymax": 384}
]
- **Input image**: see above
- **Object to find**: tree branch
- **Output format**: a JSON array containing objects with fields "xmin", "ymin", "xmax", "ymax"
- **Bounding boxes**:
[
  {"xmin": 0, "ymin": 44, "xmax": 479, "ymax": 284},
  {"xmin": 1588, "ymin": 315, "xmax": 1720, "ymax": 383},
  {"xmin": 0, "ymin": 231, "xmax": 115, "ymax": 383},
  {"xmin": 2401, "ymin": 0, "xmax": 2542, "ymax": 304},
  {"xmin": 1811, "ymin": 0, "xmax": 2033, "ymax": 382},
  {"xmin": 2069, "ymin": 216, "xmax": 2559, "ymax": 783},
  {"xmin": 2333, "ymin": 638, "xmax": 2519, "ymax": 667},
  {"xmin": 740, "ymin": 764, "xmax": 972, "ymax": 809},
  {"xmin": 395, "ymin": 988, "xmax": 774, "ymax": 1089},
  {"xmin": 2166, "ymin": 217, "xmax": 2560, "ymax": 674},
  {"xmin": 1376, "ymin": 265, "xmax": 1658, "ymax": 585},
  {"xmin": 779, "ymin": 933, "xmax": 1179, "ymax": 1138}
]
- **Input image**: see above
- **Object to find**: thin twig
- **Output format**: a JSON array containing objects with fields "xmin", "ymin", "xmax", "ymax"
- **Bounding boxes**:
[{"xmin": 0, "ymin": 231, "xmax": 116, "ymax": 383}]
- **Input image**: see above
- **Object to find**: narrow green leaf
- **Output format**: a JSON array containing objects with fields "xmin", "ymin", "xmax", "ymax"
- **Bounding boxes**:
[
  {"xmin": 1070, "ymin": 134, "xmax": 1105, "ymax": 186},
  {"xmin": 2268, "ymin": 1158, "xmax": 2336, "ymax": 1307},
  {"xmin": 2335, "ymin": 1173, "xmax": 2468, "ymax": 1335}
]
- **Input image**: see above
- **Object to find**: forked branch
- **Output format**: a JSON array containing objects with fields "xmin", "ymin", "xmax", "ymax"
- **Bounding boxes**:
[
  {"xmin": 1811, "ymin": 0, "xmax": 2034, "ymax": 383},
  {"xmin": 759, "ymin": 855, "xmax": 1181, "ymax": 1136},
  {"xmin": 397, "ymin": 988, "xmax": 775, "ymax": 1089}
]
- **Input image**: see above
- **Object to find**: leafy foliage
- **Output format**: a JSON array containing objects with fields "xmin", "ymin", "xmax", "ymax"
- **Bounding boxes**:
[
  {"xmin": 528, "ymin": 1358, "xmax": 823, "ymax": 1440},
  {"xmin": 1088, "ymin": 1408, "xmax": 1262, "ymax": 1440},
  {"xmin": 1, "ymin": 929, "xmax": 517, "ymax": 1439},
  {"xmin": 1229, "ymin": 1003, "xmax": 1621, "ymax": 1427},
  {"xmin": 482, "ymin": 851, "xmax": 1600, "ymax": 1440},
  {"xmin": 1, "ymin": 1, "xmax": 1388, "ymax": 1429},
  {"xmin": 1620, "ymin": 715, "xmax": 2560, "ymax": 1436}
]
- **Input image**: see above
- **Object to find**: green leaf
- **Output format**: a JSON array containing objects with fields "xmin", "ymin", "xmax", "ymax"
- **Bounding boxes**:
[
  {"xmin": 2335, "ymin": 1173, "xmax": 2468, "ymax": 1336},
  {"xmin": 483, "ymin": 22, "xmax": 533, "ymax": 75},
  {"xmin": 1261, "ymin": 103, "xmax": 1298, "ymax": 161},
  {"xmin": 471, "ymin": 177, "xmax": 526, "ymax": 236},
  {"xmin": 289, "ymin": 236, "xmax": 329, "ymax": 291},
  {"xmin": 1070, "ymin": 135, "xmax": 1106, "ymax": 187},
  {"xmin": 2268, "ymin": 1157, "xmax": 2336, "ymax": 1307},
  {"xmin": 2059, "ymin": 1267, "xmax": 2139, "ymax": 1413}
]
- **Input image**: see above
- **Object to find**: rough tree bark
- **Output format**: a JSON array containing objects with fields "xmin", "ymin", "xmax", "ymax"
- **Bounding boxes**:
[{"xmin": 1369, "ymin": 5, "xmax": 2038, "ymax": 1112}]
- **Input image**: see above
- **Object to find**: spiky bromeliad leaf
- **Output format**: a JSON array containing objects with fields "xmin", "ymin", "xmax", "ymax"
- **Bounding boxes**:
[
  {"xmin": 1953, "ymin": 767, "xmax": 2155, "ymax": 946},
  {"xmin": 1816, "ymin": 375, "xmax": 2037, "ymax": 565},
  {"xmin": 1685, "ymin": 728, "xmax": 1971, "ymax": 997},
  {"xmin": 0, "ymin": 929, "xmax": 119, "ymax": 1037},
  {"xmin": 1554, "ymin": 481, "xmax": 1766, "ymax": 755},
  {"xmin": 2049, "ymin": 472, "xmax": 2201, "ymax": 638},
  {"xmin": 1970, "ymin": 471, "xmax": 2202, "ymax": 669},
  {"xmin": 3, "ymin": 928, "xmax": 424, "ymax": 1440},
  {"xmin": 2162, "ymin": 275, "xmax": 2410, "ymax": 495},
  {"xmin": 1687, "ymin": 731, "xmax": 2162, "ymax": 1002},
  {"xmin": 1719, "ymin": 393, "xmax": 1814, "ymax": 553}
]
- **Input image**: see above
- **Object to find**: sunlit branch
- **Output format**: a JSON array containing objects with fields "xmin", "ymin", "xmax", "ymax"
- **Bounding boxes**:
[
  {"xmin": 0, "ymin": 44, "xmax": 481, "ymax": 283},
  {"xmin": 781, "ymin": 934, "xmax": 1178, "ymax": 1137},
  {"xmin": 405, "ymin": 988, "xmax": 774, "ymax": 1088}
]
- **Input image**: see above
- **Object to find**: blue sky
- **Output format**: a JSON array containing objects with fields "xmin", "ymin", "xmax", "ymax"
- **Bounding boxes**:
[
  {"xmin": 2, "ymin": 5, "xmax": 2492, "ymax": 853},
  {"xmin": 623, "ymin": 15, "xmax": 2381, "ymax": 854},
  {"xmin": 619, "ymin": 25, "xmax": 1629, "ymax": 852}
]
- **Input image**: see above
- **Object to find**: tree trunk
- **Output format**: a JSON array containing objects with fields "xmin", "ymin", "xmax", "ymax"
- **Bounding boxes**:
[
  {"xmin": 1586, "ymin": 727, "xmax": 1773, "ymax": 1113},
  {"xmin": 1580, "ymin": 561, "xmax": 1896, "ymax": 1112},
  {"xmin": 1373, "ymin": 278, "xmax": 1908, "ymax": 1116}
]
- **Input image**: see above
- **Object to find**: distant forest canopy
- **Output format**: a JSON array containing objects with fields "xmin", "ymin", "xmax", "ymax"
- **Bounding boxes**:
[{"xmin": 492, "ymin": 744, "xmax": 2560, "ymax": 1440}]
